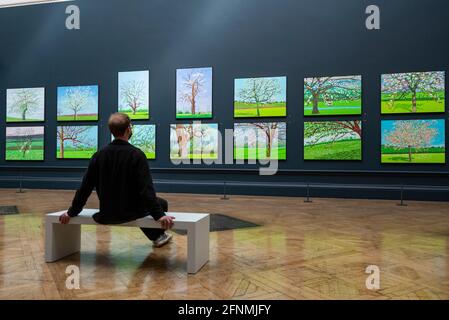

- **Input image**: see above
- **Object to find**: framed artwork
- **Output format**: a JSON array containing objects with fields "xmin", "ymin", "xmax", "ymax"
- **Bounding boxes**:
[
  {"xmin": 381, "ymin": 71, "xmax": 445, "ymax": 114},
  {"xmin": 56, "ymin": 125, "xmax": 98, "ymax": 159},
  {"xmin": 111, "ymin": 124, "xmax": 156, "ymax": 159},
  {"xmin": 57, "ymin": 85, "xmax": 99, "ymax": 121},
  {"xmin": 381, "ymin": 119, "xmax": 445, "ymax": 164},
  {"xmin": 304, "ymin": 121, "xmax": 362, "ymax": 160},
  {"xmin": 118, "ymin": 70, "xmax": 150, "ymax": 119},
  {"xmin": 170, "ymin": 123, "xmax": 218, "ymax": 159},
  {"xmin": 304, "ymin": 76, "xmax": 362, "ymax": 116},
  {"xmin": 6, "ymin": 87, "xmax": 45, "ymax": 122},
  {"xmin": 234, "ymin": 76, "xmax": 287, "ymax": 118},
  {"xmin": 176, "ymin": 67, "xmax": 212, "ymax": 119},
  {"xmin": 234, "ymin": 122, "xmax": 287, "ymax": 160},
  {"xmin": 5, "ymin": 126, "xmax": 44, "ymax": 161}
]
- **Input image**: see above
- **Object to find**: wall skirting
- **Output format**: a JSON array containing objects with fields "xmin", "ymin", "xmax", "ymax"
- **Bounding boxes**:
[{"xmin": 1, "ymin": 174, "xmax": 448, "ymax": 202}]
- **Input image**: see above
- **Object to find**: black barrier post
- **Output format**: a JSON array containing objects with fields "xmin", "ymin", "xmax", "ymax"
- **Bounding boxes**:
[
  {"xmin": 221, "ymin": 181, "xmax": 230, "ymax": 200},
  {"xmin": 304, "ymin": 183, "xmax": 312, "ymax": 203},
  {"xmin": 17, "ymin": 169, "xmax": 25, "ymax": 194},
  {"xmin": 397, "ymin": 185, "xmax": 407, "ymax": 206}
]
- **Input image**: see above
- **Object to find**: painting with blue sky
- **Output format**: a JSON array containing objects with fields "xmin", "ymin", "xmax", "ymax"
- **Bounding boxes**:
[
  {"xmin": 118, "ymin": 70, "xmax": 150, "ymax": 120},
  {"xmin": 6, "ymin": 87, "xmax": 45, "ymax": 122},
  {"xmin": 381, "ymin": 119, "xmax": 445, "ymax": 164},
  {"xmin": 56, "ymin": 125, "xmax": 98, "ymax": 159},
  {"xmin": 234, "ymin": 76, "xmax": 287, "ymax": 118},
  {"xmin": 176, "ymin": 67, "xmax": 212, "ymax": 119},
  {"xmin": 57, "ymin": 85, "xmax": 99, "ymax": 121}
]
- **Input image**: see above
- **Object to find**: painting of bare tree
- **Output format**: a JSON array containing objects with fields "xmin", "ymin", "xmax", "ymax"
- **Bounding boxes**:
[
  {"xmin": 6, "ymin": 126, "xmax": 44, "ymax": 161},
  {"xmin": 176, "ymin": 67, "xmax": 212, "ymax": 119},
  {"xmin": 56, "ymin": 126, "xmax": 98, "ymax": 159},
  {"xmin": 118, "ymin": 70, "xmax": 150, "ymax": 119},
  {"xmin": 234, "ymin": 76, "xmax": 286, "ymax": 118},
  {"xmin": 6, "ymin": 88, "xmax": 45, "ymax": 122},
  {"xmin": 130, "ymin": 125, "xmax": 156, "ymax": 159},
  {"xmin": 170, "ymin": 123, "xmax": 218, "ymax": 159},
  {"xmin": 57, "ymin": 85, "xmax": 99, "ymax": 121},
  {"xmin": 381, "ymin": 71, "xmax": 445, "ymax": 114},
  {"xmin": 234, "ymin": 122, "xmax": 286, "ymax": 160},
  {"xmin": 381, "ymin": 120, "xmax": 445, "ymax": 163}
]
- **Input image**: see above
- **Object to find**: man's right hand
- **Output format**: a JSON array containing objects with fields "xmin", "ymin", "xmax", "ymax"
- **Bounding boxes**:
[{"xmin": 158, "ymin": 216, "xmax": 175, "ymax": 230}]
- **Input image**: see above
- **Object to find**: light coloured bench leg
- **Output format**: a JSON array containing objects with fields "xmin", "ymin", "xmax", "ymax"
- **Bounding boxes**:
[
  {"xmin": 187, "ymin": 215, "xmax": 210, "ymax": 274},
  {"xmin": 45, "ymin": 218, "xmax": 81, "ymax": 263}
]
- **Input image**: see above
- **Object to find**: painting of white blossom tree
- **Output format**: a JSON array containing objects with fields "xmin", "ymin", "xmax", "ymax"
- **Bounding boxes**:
[
  {"xmin": 57, "ymin": 85, "xmax": 99, "ymax": 121},
  {"xmin": 176, "ymin": 67, "xmax": 212, "ymax": 119},
  {"xmin": 381, "ymin": 119, "xmax": 445, "ymax": 163},
  {"xmin": 6, "ymin": 88, "xmax": 45, "ymax": 122},
  {"xmin": 6, "ymin": 126, "xmax": 45, "ymax": 161},
  {"xmin": 170, "ymin": 123, "xmax": 218, "ymax": 159},
  {"xmin": 381, "ymin": 71, "xmax": 445, "ymax": 114},
  {"xmin": 234, "ymin": 76, "xmax": 286, "ymax": 118},
  {"xmin": 118, "ymin": 70, "xmax": 150, "ymax": 119}
]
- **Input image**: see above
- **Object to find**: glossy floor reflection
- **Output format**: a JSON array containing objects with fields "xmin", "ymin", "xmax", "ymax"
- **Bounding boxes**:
[{"xmin": 1, "ymin": 189, "xmax": 449, "ymax": 299}]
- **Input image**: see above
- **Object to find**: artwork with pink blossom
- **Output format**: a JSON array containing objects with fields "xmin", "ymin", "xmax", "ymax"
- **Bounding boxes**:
[{"xmin": 381, "ymin": 119, "xmax": 445, "ymax": 163}]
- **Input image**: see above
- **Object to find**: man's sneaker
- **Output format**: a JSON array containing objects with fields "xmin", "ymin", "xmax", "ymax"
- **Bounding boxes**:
[{"xmin": 153, "ymin": 232, "xmax": 173, "ymax": 248}]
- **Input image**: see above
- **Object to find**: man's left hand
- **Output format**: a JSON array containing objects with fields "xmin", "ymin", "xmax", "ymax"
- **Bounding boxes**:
[{"xmin": 59, "ymin": 212, "xmax": 71, "ymax": 224}]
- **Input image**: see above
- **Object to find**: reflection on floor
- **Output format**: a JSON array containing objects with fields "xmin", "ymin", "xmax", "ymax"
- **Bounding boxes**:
[{"xmin": 0, "ymin": 188, "xmax": 449, "ymax": 300}]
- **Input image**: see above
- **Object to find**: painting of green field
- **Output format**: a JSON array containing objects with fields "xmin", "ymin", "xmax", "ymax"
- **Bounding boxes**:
[
  {"xmin": 56, "ymin": 125, "xmax": 98, "ymax": 159},
  {"xmin": 6, "ymin": 88, "xmax": 45, "ymax": 123},
  {"xmin": 118, "ymin": 70, "xmax": 150, "ymax": 120},
  {"xmin": 234, "ymin": 122, "xmax": 286, "ymax": 160},
  {"xmin": 5, "ymin": 126, "xmax": 45, "ymax": 161},
  {"xmin": 381, "ymin": 71, "xmax": 445, "ymax": 114},
  {"xmin": 176, "ymin": 112, "xmax": 212, "ymax": 119},
  {"xmin": 304, "ymin": 121, "xmax": 362, "ymax": 160},
  {"xmin": 234, "ymin": 146, "xmax": 286, "ymax": 160},
  {"xmin": 170, "ymin": 123, "xmax": 218, "ymax": 160},
  {"xmin": 176, "ymin": 67, "xmax": 213, "ymax": 119},
  {"xmin": 304, "ymin": 76, "xmax": 361, "ymax": 116},
  {"xmin": 234, "ymin": 76, "xmax": 286, "ymax": 118},
  {"xmin": 57, "ymin": 85, "xmax": 99, "ymax": 121},
  {"xmin": 117, "ymin": 109, "xmax": 149, "ymax": 120},
  {"xmin": 381, "ymin": 119, "xmax": 445, "ymax": 163}
]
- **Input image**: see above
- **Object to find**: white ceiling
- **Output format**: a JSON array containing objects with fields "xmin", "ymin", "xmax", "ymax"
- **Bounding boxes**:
[{"xmin": 0, "ymin": 0, "xmax": 72, "ymax": 8}]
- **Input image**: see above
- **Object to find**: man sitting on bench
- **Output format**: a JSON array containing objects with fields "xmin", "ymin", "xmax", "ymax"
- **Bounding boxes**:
[{"xmin": 59, "ymin": 112, "xmax": 175, "ymax": 248}]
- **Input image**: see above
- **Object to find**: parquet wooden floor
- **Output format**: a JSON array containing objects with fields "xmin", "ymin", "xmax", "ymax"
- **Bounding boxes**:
[{"xmin": 1, "ymin": 188, "xmax": 449, "ymax": 300}]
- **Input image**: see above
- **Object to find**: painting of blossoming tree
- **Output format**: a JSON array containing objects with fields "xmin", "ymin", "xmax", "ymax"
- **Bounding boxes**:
[
  {"xmin": 381, "ymin": 71, "xmax": 445, "ymax": 114},
  {"xmin": 304, "ymin": 76, "xmax": 362, "ymax": 116},
  {"xmin": 118, "ymin": 70, "xmax": 150, "ymax": 119},
  {"xmin": 381, "ymin": 120, "xmax": 445, "ymax": 163},
  {"xmin": 6, "ymin": 126, "xmax": 45, "ymax": 161},
  {"xmin": 176, "ymin": 67, "xmax": 212, "ymax": 119}
]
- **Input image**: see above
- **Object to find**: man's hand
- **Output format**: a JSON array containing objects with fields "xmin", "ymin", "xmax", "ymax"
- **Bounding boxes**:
[
  {"xmin": 158, "ymin": 216, "xmax": 175, "ymax": 230},
  {"xmin": 59, "ymin": 212, "xmax": 71, "ymax": 224}
]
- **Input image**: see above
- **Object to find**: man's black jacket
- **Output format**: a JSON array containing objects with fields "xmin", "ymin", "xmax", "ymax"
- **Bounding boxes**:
[{"xmin": 67, "ymin": 139, "xmax": 165, "ymax": 224}]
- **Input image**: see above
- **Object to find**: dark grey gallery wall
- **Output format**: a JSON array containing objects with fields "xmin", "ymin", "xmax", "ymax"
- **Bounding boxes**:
[{"xmin": 0, "ymin": 0, "xmax": 449, "ymax": 200}]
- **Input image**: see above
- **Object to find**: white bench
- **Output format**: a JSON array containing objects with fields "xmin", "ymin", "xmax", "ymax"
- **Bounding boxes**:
[{"xmin": 45, "ymin": 209, "xmax": 210, "ymax": 274}]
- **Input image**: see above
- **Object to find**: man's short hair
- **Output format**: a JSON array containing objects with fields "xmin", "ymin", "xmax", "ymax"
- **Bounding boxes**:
[{"xmin": 109, "ymin": 113, "xmax": 131, "ymax": 137}]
